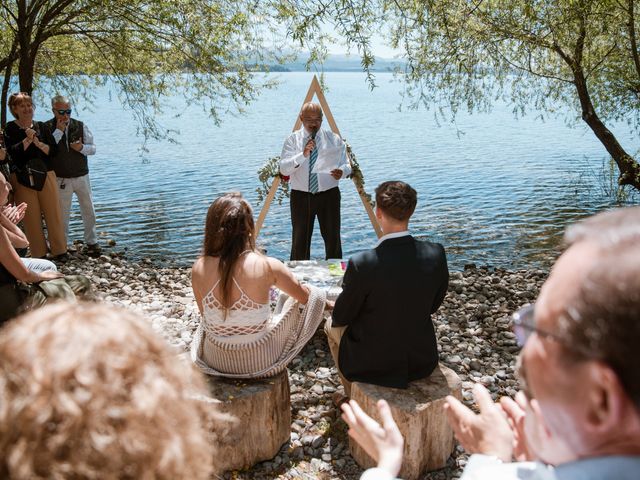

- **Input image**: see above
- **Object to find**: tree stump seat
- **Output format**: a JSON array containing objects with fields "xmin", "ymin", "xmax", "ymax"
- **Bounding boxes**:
[
  {"xmin": 349, "ymin": 364, "xmax": 462, "ymax": 480},
  {"xmin": 198, "ymin": 372, "xmax": 291, "ymax": 472}
]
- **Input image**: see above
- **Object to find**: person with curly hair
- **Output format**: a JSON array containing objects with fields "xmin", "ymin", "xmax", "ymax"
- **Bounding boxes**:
[{"xmin": 0, "ymin": 302, "xmax": 217, "ymax": 479}]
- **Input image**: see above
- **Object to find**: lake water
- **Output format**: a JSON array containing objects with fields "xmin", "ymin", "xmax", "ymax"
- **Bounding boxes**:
[{"xmin": 54, "ymin": 72, "xmax": 638, "ymax": 269}]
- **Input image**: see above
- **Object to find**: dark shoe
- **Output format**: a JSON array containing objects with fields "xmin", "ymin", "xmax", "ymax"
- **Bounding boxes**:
[
  {"xmin": 52, "ymin": 253, "xmax": 69, "ymax": 263},
  {"xmin": 87, "ymin": 243, "xmax": 102, "ymax": 256}
]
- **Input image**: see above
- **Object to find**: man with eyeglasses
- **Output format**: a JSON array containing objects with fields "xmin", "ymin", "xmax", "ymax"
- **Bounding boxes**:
[
  {"xmin": 44, "ymin": 95, "xmax": 100, "ymax": 255},
  {"xmin": 340, "ymin": 207, "xmax": 640, "ymax": 480},
  {"xmin": 279, "ymin": 102, "xmax": 351, "ymax": 261}
]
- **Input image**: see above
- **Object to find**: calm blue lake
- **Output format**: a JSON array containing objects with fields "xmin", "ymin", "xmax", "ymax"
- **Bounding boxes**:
[{"xmin": 47, "ymin": 72, "xmax": 638, "ymax": 268}]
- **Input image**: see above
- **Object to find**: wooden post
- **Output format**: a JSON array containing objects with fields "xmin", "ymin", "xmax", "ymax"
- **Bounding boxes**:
[
  {"xmin": 255, "ymin": 176, "xmax": 280, "ymax": 238},
  {"xmin": 355, "ymin": 181, "xmax": 382, "ymax": 238}
]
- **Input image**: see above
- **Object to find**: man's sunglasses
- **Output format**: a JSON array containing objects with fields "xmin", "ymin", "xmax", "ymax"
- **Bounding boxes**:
[{"xmin": 55, "ymin": 109, "xmax": 72, "ymax": 115}]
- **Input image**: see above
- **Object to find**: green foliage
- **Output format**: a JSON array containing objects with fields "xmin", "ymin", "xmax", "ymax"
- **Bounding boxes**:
[
  {"xmin": 255, "ymin": 140, "xmax": 372, "ymax": 206},
  {"xmin": 279, "ymin": 0, "xmax": 640, "ymax": 190},
  {"xmin": 256, "ymin": 156, "xmax": 290, "ymax": 205},
  {"xmin": 0, "ymin": 0, "xmax": 292, "ymax": 137},
  {"xmin": 345, "ymin": 141, "xmax": 372, "ymax": 206}
]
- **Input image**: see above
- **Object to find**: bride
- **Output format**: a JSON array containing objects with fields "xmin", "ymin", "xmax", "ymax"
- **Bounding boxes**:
[{"xmin": 191, "ymin": 192, "xmax": 328, "ymax": 378}]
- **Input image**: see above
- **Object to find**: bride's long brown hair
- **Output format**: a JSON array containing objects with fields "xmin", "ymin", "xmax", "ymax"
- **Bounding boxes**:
[{"xmin": 203, "ymin": 193, "xmax": 256, "ymax": 310}]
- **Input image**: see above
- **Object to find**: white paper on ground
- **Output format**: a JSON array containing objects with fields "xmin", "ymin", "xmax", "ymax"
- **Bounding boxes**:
[{"xmin": 312, "ymin": 146, "xmax": 343, "ymax": 173}]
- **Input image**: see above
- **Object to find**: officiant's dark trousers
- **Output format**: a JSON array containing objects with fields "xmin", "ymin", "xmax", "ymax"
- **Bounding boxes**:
[{"xmin": 290, "ymin": 187, "xmax": 342, "ymax": 261}]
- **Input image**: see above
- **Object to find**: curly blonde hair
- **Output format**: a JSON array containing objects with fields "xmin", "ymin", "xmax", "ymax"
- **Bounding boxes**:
[{"xmin": 0, "ymin": 303, "xmax": 214, "ymax": 479}]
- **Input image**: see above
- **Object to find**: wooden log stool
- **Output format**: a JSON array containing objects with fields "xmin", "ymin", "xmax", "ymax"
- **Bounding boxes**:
[
  {"xmin": 349, "ymin": 364, "xmax": 462, "ymax": 480},
  {"xmin": 197, "ymin": 371, "xmax": 291, "ymax": 472}
]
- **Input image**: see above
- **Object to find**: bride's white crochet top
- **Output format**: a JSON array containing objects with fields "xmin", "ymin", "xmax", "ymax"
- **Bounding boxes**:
[{"xmin": 201, "ymin": 278, "xmax": 277, "ymax": 344}]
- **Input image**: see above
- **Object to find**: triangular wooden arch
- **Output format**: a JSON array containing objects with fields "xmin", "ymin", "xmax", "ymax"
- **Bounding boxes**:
[{"xmin": 255, "ymin": 75, "xmax": 382, "ymax": 244}]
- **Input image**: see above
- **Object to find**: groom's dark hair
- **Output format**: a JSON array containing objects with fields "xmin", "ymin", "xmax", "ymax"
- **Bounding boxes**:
[{"xmin": 375, "ymin": 181, "xmax": 417, "ymax": 222}]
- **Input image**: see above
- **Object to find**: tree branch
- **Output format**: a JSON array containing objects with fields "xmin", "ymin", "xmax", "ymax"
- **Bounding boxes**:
[{"xmin": 628, "ymin": 0, "xmax": 640, "ymax": 82}]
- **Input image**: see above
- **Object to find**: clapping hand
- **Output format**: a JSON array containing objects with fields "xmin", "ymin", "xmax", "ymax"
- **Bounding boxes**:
[
  {"xmin": 341, "ymin": 399, "xmax": 404, "ymax": 477},
  {"xmin": 500, "ymin": 391, "xmax": 533, "ymax": 461},
  {"xmin": 56, "ymin": 118, "xmax": 68, "ymax": 132},
  {"xmin": 25, "ymin": 128, "xmax": 37, "ymax": 140},
  {"xmin": 70, "ymin": 140, "xmax": 83, "ymax": 152},
  {"xmin": 2, "ymin": 203, "xmax": 27, "ymax": 224},
  {"xmin": 443, "ymin": 383, "xmax": 514, "ymax": 462}
]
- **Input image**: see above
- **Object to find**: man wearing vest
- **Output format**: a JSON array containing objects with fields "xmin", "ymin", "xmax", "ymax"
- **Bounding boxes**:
[{"xmin": 45, "ymin": 96, "xmax": 100, "ymax": 254}]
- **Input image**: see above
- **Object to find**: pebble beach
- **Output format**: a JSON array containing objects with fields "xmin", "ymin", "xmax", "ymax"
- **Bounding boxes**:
[{"xmin": 58, "ymin": 246, "xmax": 553, "ymax": 480}]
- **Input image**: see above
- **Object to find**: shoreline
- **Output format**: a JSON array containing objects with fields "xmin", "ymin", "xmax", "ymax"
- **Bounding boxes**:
[{"xmin": 58, "ymin": 248, "xmax": 551, "ymax": 479}]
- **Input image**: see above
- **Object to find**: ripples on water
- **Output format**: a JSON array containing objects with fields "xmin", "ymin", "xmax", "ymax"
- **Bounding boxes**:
[{"xmin": 60, "ymin": 73, "xmax": 637, "ymax": 269}]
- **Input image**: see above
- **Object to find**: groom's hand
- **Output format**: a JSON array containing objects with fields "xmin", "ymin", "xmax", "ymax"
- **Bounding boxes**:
[{"xmin": 330, "ymin": 169, "xmax": 343, "ymax": 180}]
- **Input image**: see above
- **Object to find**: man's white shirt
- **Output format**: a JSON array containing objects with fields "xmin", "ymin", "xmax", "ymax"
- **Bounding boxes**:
[
  {"xmin": 52, "ymin": 123, "xmax": 96, "ymax": 157},
  {"xmin": 279, "ymin": 127, "xmax": 351, "ymax": 192},
  {"xmin": 375, "ymin": 231, "xmax": 410, "ymax": 248}
]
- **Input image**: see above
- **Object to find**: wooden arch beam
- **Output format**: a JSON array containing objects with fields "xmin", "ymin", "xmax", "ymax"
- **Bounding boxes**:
[{"xmin": 255, "ymin": 75, "xmax": 382, "ymax": 244}]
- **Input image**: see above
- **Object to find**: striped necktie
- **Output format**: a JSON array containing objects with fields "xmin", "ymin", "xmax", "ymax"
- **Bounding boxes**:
[{"xmin": 308, "ymin": 141, "xmax": 319, "ymax": 194}]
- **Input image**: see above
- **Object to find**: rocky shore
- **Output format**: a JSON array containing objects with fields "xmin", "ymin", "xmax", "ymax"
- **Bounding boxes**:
[{"xmin": 58, "ymin": 248, "xmax": 552, "ymax": 480}]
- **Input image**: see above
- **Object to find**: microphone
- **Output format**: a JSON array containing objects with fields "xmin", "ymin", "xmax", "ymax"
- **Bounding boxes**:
[{"xmin": 311, "ymin": 131, "xmax": 316, "ymax": 140}]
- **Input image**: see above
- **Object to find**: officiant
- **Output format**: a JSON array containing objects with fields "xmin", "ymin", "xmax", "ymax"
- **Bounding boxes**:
[{"xmin": 280, "ymin": 102, "xmax": 352, "ymax": 261}]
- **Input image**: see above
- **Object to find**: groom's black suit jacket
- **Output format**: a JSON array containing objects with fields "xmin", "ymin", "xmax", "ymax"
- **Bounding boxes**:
[{"xmin": 332, "ymin": 235, "xmax": 449, "ymax": 389}]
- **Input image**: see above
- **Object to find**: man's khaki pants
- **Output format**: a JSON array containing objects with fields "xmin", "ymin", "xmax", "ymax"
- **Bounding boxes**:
[
  {"xmin": 324, "ymin": 316, "xmax": 352, "ymax": 396},
  {"xmin": 12, "ymin": 171, "xmax": 66, "ymax": 257}
]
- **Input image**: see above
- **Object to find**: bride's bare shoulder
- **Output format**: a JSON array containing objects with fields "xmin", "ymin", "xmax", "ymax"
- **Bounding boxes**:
[{"xmin": 192, "ymin": 256, "xmax": 219, "ymax": 275}]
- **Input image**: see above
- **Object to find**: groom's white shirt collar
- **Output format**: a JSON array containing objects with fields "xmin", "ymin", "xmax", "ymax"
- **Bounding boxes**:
[{"xmin": 375, "ymin": 230, "xmax": 410, "ymax": 248}]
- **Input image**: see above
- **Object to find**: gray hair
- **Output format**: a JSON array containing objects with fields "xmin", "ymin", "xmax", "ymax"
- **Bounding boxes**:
[
  {"xmin": 51, "ymin": 95, "xmax": 70, "ymax": 106},
  {"xmin": 564, "ymin": 206, "xmax": 640, "ymax": 248},
  {"xmin": 561, "ymin": 207, "xmax": 640, "ymax": 409}
]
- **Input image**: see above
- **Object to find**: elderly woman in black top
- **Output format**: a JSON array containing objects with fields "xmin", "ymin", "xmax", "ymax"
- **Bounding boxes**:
[{"xmin": 3, "ymin": 92, "xmax": 66, "ymax": 259}]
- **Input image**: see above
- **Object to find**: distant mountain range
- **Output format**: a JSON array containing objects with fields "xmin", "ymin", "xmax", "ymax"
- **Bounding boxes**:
[{"xmin": 255, "ymin": 52, "xmax": 405, "ymax": 72}]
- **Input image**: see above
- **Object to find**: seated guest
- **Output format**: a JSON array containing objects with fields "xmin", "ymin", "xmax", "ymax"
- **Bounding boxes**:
[
  {"xmin": 325, "ymin": 181, "xmax": 449, "ymax": 394},
  {"xmin": 3, "ymin": 92, "xmax": 66, "ymax": 259},
  {"xmin": 0, "ymin": 174, "xmax": 62, "ymax": 324},
  {"xmin": 1, "ymin": 198, "xmax": 56, "ymax": 273},
  {"xmin": 0, "ymin": 137, "xmax": 8, "ymax": 180},
  {"xmin": 343, "ymin": 206, "xmax": 640, "ymax": 479},
  {"xmin": 191, "ymin": 192, "xmax": 328, "ymax": 378},
  {"xmin": 0, "ymin": 303, "xmax": 215, "ymax": 479}
]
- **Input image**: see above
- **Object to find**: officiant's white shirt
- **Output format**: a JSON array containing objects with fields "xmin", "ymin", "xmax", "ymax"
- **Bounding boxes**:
[{"xmin": 280, "ymin": 127, "xmax": 352, "ymax": 193}]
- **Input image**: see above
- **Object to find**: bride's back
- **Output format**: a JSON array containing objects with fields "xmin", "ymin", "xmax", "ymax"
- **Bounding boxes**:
[{"xmin": 194, "ymin": 251, "xmax": 273, "ymax": 309}]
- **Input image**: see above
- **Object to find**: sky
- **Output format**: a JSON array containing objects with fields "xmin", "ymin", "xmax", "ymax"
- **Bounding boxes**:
[
  {"xmin": 280, "ymin": 22, "xmax": 401, "ymax": 59},
  {"xmin": 323, "ymin": 32, "xmax": 400, "ymax": 59}
]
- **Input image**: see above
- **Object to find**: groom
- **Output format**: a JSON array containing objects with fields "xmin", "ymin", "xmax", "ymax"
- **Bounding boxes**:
[{"xmin": 325, "ymin": 181, "xmax": 449, "ymax": 393}]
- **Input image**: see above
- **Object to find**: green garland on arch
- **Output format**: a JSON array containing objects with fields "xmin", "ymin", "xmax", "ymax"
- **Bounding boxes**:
[{"xmin": 256, "ymin": 140, "xmax": 372, "ymax": 206}]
